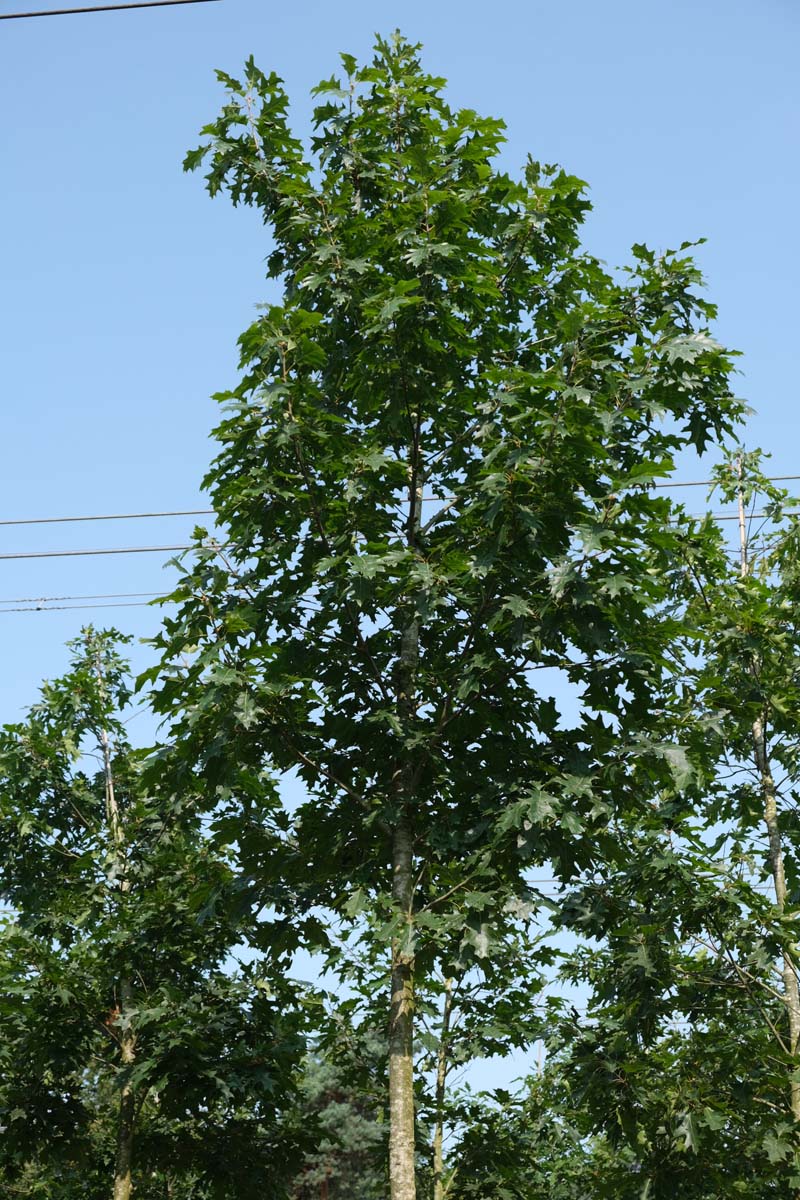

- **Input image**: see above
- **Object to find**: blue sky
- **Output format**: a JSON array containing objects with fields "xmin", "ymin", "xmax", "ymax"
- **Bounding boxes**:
[
  {"xmin": 1, "ymin": 0, "xmax": 798, "ymax": 710},
  {"xmin": 1, "ymin": 0, "xmax": 797, "ymax": 1096}
]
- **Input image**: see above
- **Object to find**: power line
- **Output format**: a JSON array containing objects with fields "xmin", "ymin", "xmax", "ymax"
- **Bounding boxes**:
[
  {"xmin": 0, "ymin": 525, "xmax": 787, "ymax": 564},
  {"xmin": 0, "ymin": 475, "xmax": 797, "ymax": 530},
  {"xmin": 708, "ymin": 510, "xmax": 800, "ymax": 523},
  {"xmin": 0, "ymin": 600, "xmax": 157, "ymax": 613},
  {"xmin": 0, "ymin": 509, "xmax": 213, "ymax": 528},
  {"xmin": 653, "ymin": 474, "xmax": 800, "ymax": 489},
  {"xmin": 0, "ymin": 544, "xmax": 193, "ymax": 561},
  {"xmin": 0, "ymin": 591, "xmax": 162, "ymax": 604},
  {"xmin": 0, "ymin": 0, "xmax": 220, "ymax": 19},
  {"xmin": 0, "ymin": 487, "xmax": 795, "ymax": 560}
]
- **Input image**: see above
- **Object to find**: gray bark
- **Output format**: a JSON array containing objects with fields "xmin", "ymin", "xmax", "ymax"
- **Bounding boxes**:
[
  {"xmin": 113, "ymin": 978, "xmax": 136, "ymax": 1200},
  {"xmin": 389, "ymin": 814, "xmax": 416, "ymax": 1200},
  {"xmin": 388, "ymin": 435, "xmax": 424, "ymax": 1200}
]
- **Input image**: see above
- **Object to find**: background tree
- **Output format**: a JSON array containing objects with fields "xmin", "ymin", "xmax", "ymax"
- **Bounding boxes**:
[
  {"xmin": 313, "ymin": 893, "xmax": 550, "ymax": 1198},
  {"xmin": 0, "ymin": 629, "xmax": 304, "ymax": 1199},
  {"xmin": 558, "ymin": 823, "xmax": 798, "ymax": 1196},
  {"xmin": 708, "ymin": 453, "xmax": 800, "ymax": 1131},
  {"xmin": 553, "ymin": 457, "xmax": 800, "ymax": 1195},
  {"xmin": 289, "ymin": 1023, "xmax": 387, "ymax": 1200},
  {"xmin": 451, "ymin": 1068, "xmax": 640, "ymax": 1200},
  {"xmin": 149, "ymin": 30, "xmax": 743, "ymax": 1198}
]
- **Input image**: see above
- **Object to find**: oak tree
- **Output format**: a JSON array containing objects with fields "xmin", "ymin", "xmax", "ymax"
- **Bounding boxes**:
[{"xmin": 151, "ymin": 32, "xmax": 742, "ymax": 1197}]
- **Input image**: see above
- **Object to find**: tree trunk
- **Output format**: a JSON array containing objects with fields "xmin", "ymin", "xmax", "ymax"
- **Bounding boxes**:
[
  {"xmin": 99, "ymin": 700, "xmax": 138, "ymax": 1200},
  {"xmin": 113, "ymin": 1091, "xmax": 135, "ymax": 1200},
  {"xmin": 389, "ymin": 816, "xmax": 416, "ymax": 1200},
  {"xmin": 752, "ymin": 714, "xmax": 800, "ymax": 1121},
  {"xmin": 432, "ymin": 979, "xmax": 453, "ymax": 1200},
  {"xmin": 113, "ymin": 976, "xmax": 137, "ymax": 1200},
  {"xmin": 388, "ymin": 417, "xmax": 425, "ymax": 1200}
]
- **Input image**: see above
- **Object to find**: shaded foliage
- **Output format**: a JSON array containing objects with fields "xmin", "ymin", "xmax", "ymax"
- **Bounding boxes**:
[{"xmin": 0, "ymin": 630, "xmax": 304, "ymax": 1197}]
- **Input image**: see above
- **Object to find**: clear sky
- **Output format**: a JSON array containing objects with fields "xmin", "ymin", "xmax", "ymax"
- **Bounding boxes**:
[
  {"xmin": 1, "ymin": 0, "xmax": 797, "ymax": 1096},
  {"xmin": 1, "ymin": 0, "xmax": 798, "ymax": 710}
]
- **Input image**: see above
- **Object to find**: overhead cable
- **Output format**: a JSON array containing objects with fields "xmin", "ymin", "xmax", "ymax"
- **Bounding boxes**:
[
  {"xmin": 0, "ymin": 522, "xmax": 791, "ymax": 563},
  {"xmin": 0, "ymin": 545, "xmax": 194, "ymax": 561},
  {"xmin": 653, "ymin": 474, "xmax": 800, "ymax": 489},
  {"xmin": 0, "ymin": 499, "xmax": 796, "ymax": 563},
  {"xmin": 0, "ymin": 475, "xmax": 798, "ymax": 530},
  {"xmin": 0, "ymin": 600, "xmax": 158, "ymax": 613},
  {"xmin": 708, "ymin": 510, "xmax": 800, "ymax": 523},
  {"xmin": 0, "ymin": 591, "xmax": 163, "ymax": 605},
  {"xmin": 0, "ymin": 0, "xmax": 220, "ymax": 19},
  {"xmin": 0, "ymin": 509, "xmax": 213, "ymax": 528}
]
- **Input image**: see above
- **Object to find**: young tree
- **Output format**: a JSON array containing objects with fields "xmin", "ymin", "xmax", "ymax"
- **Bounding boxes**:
[
  {"xmin": 0, "ymin": 629, "xmax": 304, "ymax": 1199},
  {"xmin": 554, "ymin": 456, "xmax": 800, "ymax": 1192},
  {"xmin": 712, "ymin": 454, "xmax": 800, "ymax": 1129},
  {"xmin": 314, "ymin": 894, "xmax": 550, "ymax": 1199},
  {"xmin": 451, "ymin": 1069, "xmax": 639, "ymax": 1200},
  {"xmin": 558, "ymin": 823, "xmax": 799, "ymax": 1195},
  {"xmin": 572, "ymin": 455, "xmax": 800, "ymax": 1187},
  {"xmin": 151, "ymin": 32, "xmax": 741, "ymax": 1197}
]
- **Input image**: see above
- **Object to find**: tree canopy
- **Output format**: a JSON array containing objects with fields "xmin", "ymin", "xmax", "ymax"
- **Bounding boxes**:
[{"xmin": 148, "ymin": 31, "xmax": 742, "ymax": 1200}]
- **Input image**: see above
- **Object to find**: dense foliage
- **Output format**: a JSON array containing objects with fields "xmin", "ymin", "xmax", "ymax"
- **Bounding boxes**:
[
  {"xmin": 147, "ymin": 32, "xmax": 740, "ymax": 1198},
  {"xmin": 0, "ymin": 631, "xmax": 304, "ymax": 1198}
]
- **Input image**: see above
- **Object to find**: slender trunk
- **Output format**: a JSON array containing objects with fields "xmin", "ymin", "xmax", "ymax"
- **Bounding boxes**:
[
  {"xmin": 752, "ymin": 715, "xmax": 800, "ymax": 1121},
  {"xmin": 113, "ymin": 977, "xmax": 136, "ymax": 1200},
  {"xmin": 432, "ymin": 978, "xmax": 453, "ymax": 1200},
  {"xmin": 737, "ymin": 469, "xmax": 800, "ymax": 1124},
  {"xmin": 100, "ymin": 709, "xmax": 138, "ymax": 1199},
  {"xmin": 389, "ymin": 816, "xmax": 416, "ymax": 1200},
  {"xmin": 389, "ymin": 428, "xmax": 424, "ymax": 1200}
]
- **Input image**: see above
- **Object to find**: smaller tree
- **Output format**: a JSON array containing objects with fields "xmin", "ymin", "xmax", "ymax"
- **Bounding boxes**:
[
  {"xmin": 0, "ymin": 629, "xmax": 304, "ymax": 1199},
  {"xmin": 557, "ymin": 819, "xmax": 800, "ymax": 1195},
  {"xmin": 701, "ymin": 453, "xmax": 800, "ymax": 1131},
  {"xmin": 451, "ymin": 1069, "xmax": 636, "ymax": 1200}
]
